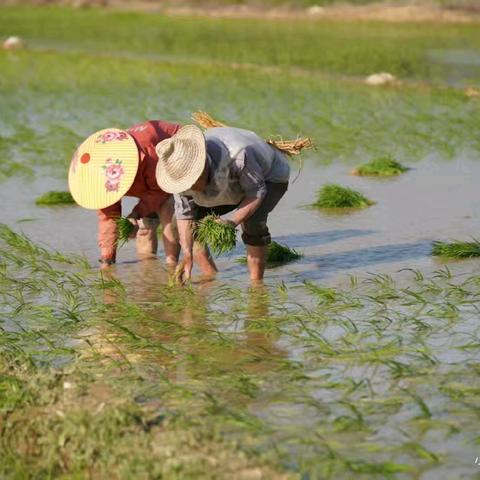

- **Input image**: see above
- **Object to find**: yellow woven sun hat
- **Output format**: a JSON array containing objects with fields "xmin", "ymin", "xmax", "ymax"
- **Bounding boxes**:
[
  {"xmin": 155, "ymin": 124, "xmax": 206, "ymax": 194},
  {"xmin": 68, "ymin": 128, "xmax": 139, "ymax": 210}
]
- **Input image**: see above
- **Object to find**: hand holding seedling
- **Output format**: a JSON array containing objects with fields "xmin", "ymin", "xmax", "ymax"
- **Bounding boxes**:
[{"xmin": 174, "ymin": 257, "xmax": 193, "ymax": 285}]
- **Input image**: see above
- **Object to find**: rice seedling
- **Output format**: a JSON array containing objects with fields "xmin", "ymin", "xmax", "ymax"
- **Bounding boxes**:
[
  {"xmin": 35, "ymin": 190, "xmax": 75, "ymax": 206},
  {"xmin": 351, "ymin": 155, "xmax": 409, "ymax": 176},
  {"xmin": 237, "ymin": 241, "xmax": 302, "ymax": 265},
  {"xmin": 116, "ymin": 217, "xmax": 135, "ymax": 247},
  {"xmin": 313, "ymin": 184, "xmax": 374, "ymax": 209},
  {"xmin": 431, "ymin": 239, "xmax": 480, "ymax": 258},
  {"xmin": 193, "ymin": 215, "xmax": 236, "ymax": 256}
]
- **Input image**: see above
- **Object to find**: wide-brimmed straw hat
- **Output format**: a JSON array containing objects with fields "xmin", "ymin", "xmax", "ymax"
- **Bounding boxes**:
[
  {"xmin": 68, "ymin": 128, "xmax": 139, "ymax": 210},
  {"xmin": 155, "ymin": 124, "xmax": 206, "ymax": 194}
]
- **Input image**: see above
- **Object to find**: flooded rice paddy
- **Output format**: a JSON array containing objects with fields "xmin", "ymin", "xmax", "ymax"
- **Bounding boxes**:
[{"xmin": 2, "ymin": 5, "xmax": 480, "ymax": 478}]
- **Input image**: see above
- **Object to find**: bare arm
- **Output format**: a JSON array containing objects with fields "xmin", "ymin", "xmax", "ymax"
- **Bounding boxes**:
[
  {"xmin": 231, "ymin": 196, "xmax": 263, "ymax": 226},
  {"xmin": 230, "ymin": 148, "xmax": 267, "ymax": 226}
]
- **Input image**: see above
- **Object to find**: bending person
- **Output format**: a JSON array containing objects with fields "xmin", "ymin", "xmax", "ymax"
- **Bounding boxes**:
[
  {"xmin": 68, "ymin": 120, "xmax": 181, "ymax": 267},
  {"xmin": 155, "ymin": 124, "xmax": 290, "ymax": 282}
]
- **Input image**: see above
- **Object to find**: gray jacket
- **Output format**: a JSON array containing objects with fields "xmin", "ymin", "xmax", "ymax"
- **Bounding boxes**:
[{"xmin": 174, "ymin": 127, "xmax": 290, "ymax": 219}]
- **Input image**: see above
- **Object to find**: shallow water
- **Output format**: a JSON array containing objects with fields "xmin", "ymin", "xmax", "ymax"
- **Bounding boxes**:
[{"xmin": 4, "ymin": 153, "xmax": 480, "ymax": 295}]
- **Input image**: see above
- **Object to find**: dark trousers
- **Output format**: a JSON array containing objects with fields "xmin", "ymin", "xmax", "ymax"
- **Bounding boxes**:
[{"xmin": 196, "ymin": 182, "xmax": 288, "ymax": 246}]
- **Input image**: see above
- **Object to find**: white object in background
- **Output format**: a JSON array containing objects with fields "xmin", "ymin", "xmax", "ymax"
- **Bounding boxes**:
[
  {"xmin": 365, "ymin": 72, "xmax": 396, "ymax": 86},
  {"xmin": 307, "ymin": 5, "xmax": 325, "ymax": 15},
  {"xmin": 3, "ymin": 36, "xmax": 24, "ymax": 50}
]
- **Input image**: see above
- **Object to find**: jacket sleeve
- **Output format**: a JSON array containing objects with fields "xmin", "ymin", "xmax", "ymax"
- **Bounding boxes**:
[
  {"xmin": 237, "ymin": 146, "xmax": 267, "ymax": 200},
  {"xmin": 97, "ymin": 201, "xmax": 121, "ymax": 261}
]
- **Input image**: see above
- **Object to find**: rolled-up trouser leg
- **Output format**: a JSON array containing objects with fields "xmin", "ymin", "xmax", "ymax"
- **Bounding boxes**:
[
  {"xmin": 136, "ymin": 214, "xmax": 160, "ymax": 256},
  {"xmin": 241, "ymin": 182, "xmax": 288, "ymax": 246}
]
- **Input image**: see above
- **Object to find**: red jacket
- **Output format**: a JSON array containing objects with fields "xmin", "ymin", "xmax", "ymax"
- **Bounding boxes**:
[{"xmin": 98, "ymin": 120, "xmax": 180, "ymax": 261}]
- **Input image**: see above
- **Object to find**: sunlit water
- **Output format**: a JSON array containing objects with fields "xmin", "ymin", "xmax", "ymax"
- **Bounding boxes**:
[{"xmin": 3, "ymin": 153, "xmax": 480, "ymax": 294}]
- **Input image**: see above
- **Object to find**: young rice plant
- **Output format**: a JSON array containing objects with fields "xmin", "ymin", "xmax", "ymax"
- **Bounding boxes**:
[
  {"xmin": 237, "ymin": 241, "xmax": 302, "ymax": 265},
  {"xmin": 35, "ymin": 190, "xmax": 75, "ymax": 206},
  {"xmin": 352, "ymin": 155, "xmax": 409, "ymax": 176},
  {"xmin": 431, "ymin": 239, "xmax": 480, "ymax": 258},
  {"xmin": 116, "ymin": 217, "xmax": 136, "ymax": 247},
  {"xmin": 194, "ymin": 215, "xmax": 237, "ymax": 256},
  {"xmin": 313, "ymin": 184, "xmax": 374, "ymax": 209}
]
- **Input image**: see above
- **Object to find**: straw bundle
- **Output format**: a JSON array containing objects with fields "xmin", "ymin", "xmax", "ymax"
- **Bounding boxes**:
[
  {"xmin": 191, "ymin": 111, "xmax": 226, "ymax": 129},
  {"xmin": 191, "ymin": 111, "xmax": 313, "ymax": 156},
  {"xmin": 266, "ymin": 137, "xmax": 313, "ymax": 156}
]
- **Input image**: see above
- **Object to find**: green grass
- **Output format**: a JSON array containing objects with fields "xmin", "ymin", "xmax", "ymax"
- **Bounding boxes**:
[
  {"xmin": 237, "ymin": 241, "xmax": 302, "ymax": 265},
  {"xmin": 194, "ymin": 215, "xmax": 237, "ymax": 256},
  {"xmin": 116, "ymin": 217, "xmax": 135, "ymax": 247},
  {"xmin": 352, "ymin": 155, "xmax": 409, "ymax": 176},
  {"xmin": 2, "ymin": 6, "xmax": 480, "ymax": 81},
  {"xmin": 313, "ymin": 184, "xmax": 374, "ymax": 209},
  {"xmin": 2, "ymin": 226, "xmax": 480, "ymax": 477},
  {"xmin": 35, "ymin": 190, "xmax": 75, "ymax": 205},
  {"xmin": 1, "ymin": 8, "xmax": 480, "ymax": 182},
  {"xmin": 432, "ymin": 239, "xmax": 480, "ymax": 258}
]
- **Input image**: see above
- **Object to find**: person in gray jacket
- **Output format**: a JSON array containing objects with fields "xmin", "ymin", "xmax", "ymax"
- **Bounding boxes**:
[{"xmin": 155, "ymin": 124, "xmax": 290, "ymax": 282}]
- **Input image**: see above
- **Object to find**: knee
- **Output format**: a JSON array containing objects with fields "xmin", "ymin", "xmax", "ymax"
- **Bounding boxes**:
[{"xmin": 241, "ymin": 220, "xmax": 271, "ymax": 246}]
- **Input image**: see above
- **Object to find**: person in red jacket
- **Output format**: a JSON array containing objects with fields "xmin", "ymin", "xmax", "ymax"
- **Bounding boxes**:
[{"xmin": 69, "ymin": 120, "xmax": 181, "ymax": 267}]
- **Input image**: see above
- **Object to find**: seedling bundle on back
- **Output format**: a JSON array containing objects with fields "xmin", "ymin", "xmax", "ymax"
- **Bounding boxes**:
[
  {"xmin": 352, "ymin": 156, "xmax": 409, "ymax": 176},
  {"xmin": 313, "ymin": 184, "xmax": 374, "ymax": 209},
  {"xmin": 194, "ymin": 215, "xmax": 237, "ymax": 256}
]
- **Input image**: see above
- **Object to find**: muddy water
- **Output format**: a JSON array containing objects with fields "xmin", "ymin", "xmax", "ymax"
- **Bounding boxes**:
[{"xmin": 2, "ymin": 153, "xmax": 480, "ymax": 293}]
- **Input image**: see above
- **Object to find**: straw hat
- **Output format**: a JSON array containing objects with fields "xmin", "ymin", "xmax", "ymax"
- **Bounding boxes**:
[
  {"xmin": 68, "ymin": 128, "xmax": 139, "ymax": 210},
  {"xmin": 155, "ymin": 125, "xmax": 206, "ymax": 194}
]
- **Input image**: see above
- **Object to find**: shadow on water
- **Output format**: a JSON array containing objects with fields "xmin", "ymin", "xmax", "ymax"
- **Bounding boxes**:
[
  {"xmin": 295, "ymin": 240, "xmax": 433, "ymax": 280},
  {"xmin": 273, "ymin": 229, "xmax": 375, "ymax": 249}
]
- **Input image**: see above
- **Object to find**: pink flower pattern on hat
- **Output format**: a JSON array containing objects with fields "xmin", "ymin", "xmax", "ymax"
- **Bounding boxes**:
[
  {"xmin": 95, "ymin": 130, "xmax": 129, "ymax": 144},
  {"xmin": 102, "ymin": 158, "xmax": 124, "ymax": 192}
]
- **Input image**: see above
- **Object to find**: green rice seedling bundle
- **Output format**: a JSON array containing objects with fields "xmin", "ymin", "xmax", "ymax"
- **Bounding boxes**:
[
  {"xmin": 313, "ymin": 184, "xmax": 374, "ymax": 209},
  {"xmin": 432, "ymin": 240, "xmax": 480, "ymax": 258},
  {"xmin": 267, "ymin": 241, "xmax": 302, "ymax": 263},
  {"xmin": 35, "ymin": 190, "xmax": 75, "ymax": 205},
  {"xmin": 352, "ymin": 155, "xmax": 409, "ymax": 176},
  {"xmin": 194, "ymin": 215, "xmax": 236, "ymax": 256},
  {"xmin": 116, "ymin": 217, "xmax": 135, "ymax": 247},
  {"xmin": 238, "ymin": 241, "xmax": 302, "ymax": 265}
]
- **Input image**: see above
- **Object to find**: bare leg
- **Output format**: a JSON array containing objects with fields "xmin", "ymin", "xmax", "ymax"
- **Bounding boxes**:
[
  {"xmin": 136, "ymin": 217, "xmax": 159, "ymax": 259},
  {"xmin": 246, "ymin": 245, "xmax": 267, "ymax": 282},
  {"xmin": 193, "ymin": 242, "xmax": 217, "ymax": 278},
  {"xmin": 159, "ymin": 199, "xmax": 180, "ymax": 267}
]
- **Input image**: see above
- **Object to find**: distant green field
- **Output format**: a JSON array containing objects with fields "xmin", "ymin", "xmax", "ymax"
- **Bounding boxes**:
[
  {"xmin": 1, "ymin": 5, "xmax": 479, "ymax": 182},
  {"xmin": 1, "ymin": 6, "xmax": 480, "ymax": 79}
]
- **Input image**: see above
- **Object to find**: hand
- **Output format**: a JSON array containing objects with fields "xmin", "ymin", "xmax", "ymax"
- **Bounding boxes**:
[
  {"xmin": 136, "ymin": 217, "xmax": 159, "ymax": 237},
  {"xmin": 99, "ymin": 258, "xmax": 115, "ymax": 270},
  {"xmin": 174, "ymin": 257, "xmax": 193, "ymax": 285}
]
